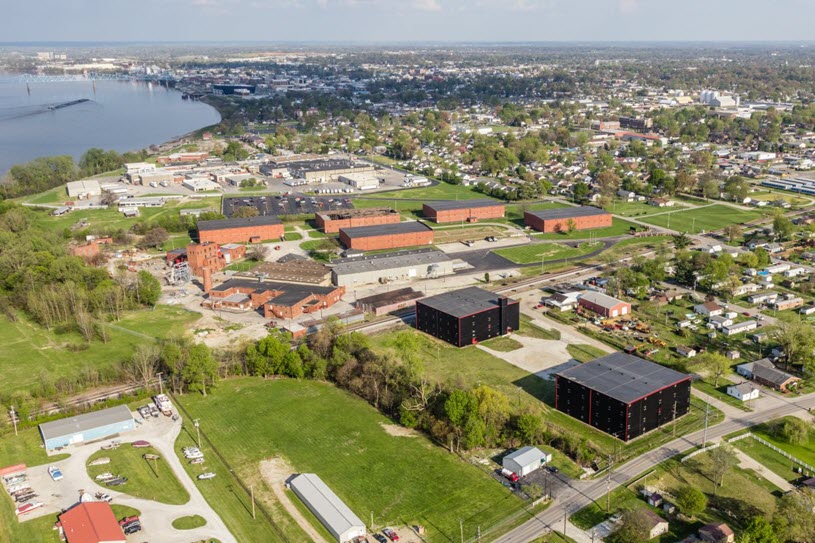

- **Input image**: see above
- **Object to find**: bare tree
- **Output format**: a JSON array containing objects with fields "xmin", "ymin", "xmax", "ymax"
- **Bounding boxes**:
[
  {"xmin": 95, "ymin": 320, "xmax": 111, "ymax": 344},
  {"xmin": 127, "ymin": 344, "xmax": 160, "ymax": 389},
  {"xmin": 75, "ymin": 310, "xmax": 95, "ymax": 341},
  {"xmin": 250, "ymin": 244, "xmax": 270, "ymax": 262}
]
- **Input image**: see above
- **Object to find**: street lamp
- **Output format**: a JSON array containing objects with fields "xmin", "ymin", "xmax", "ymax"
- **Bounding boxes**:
[{"xmin": 193, "ymin": 419, "xmax": 201, "ymax": 449}]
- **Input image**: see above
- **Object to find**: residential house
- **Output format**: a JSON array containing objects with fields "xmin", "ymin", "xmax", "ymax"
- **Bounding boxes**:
[
  {"xmin": 708, "ymin": 315, "xmax": 734, "ymax": 329},
  {"xmin": 748, "ymin": 291, "xmax": 778, "ymax": 305},
  {"xmin": 732, "ymin": 283, "xmax": 759, "ymax": 296},
  {"xmin": 772, "ymin": 297, "xmax": 804, "ymax": 311},
  {"xmin": 617, "ymin": 189, "xmax": 637, "ymax": 202},
  {"xmin": 545, "ymin": 292, "xmax": 582, "ymax": 311},
  {"xmin": 694, "ymin": 302, "xmax": 724, "ymax": 317},
  {"xmin": 800, "ymin": 304, "xmax": 815, "ymax": 316},
  {"xmin": 736, "ymin": 358, "xmax": 801, "ymax": 392},
  {"xmin": 722, "ymin": 320, "xmax": 758, "ymax": 336},
  {"xmin": 578, "ymin": 291, "xmax": 631, "ymax": 318},
  {"xmin": 766, "ymin": 263, "xmax": 790, "ymax": 274},
  {"xmin": 640, "ymin": 510, "xmax": 670, "ymax": 540},
  {"xmin": 648, "ymin": 198, "xmax": 675, "ymax": 207},
  {"xmin": 676, "ymin": 346, "xmax": 697, "ymax": 358},
  {"xmin": 699, "ymin": 523, "xmax": 735, "ymax": 543},
  {"xmin": 726, "ymin": 382, "xmax": 759, "ymax": 402}
]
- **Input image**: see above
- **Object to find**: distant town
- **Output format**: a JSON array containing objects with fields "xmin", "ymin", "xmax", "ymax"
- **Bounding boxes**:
[{"xmin": 2, "ymin": 42, "xmax": 815, "ymax": 543}]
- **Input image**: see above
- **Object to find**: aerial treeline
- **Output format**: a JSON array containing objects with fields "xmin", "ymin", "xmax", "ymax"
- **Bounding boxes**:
[
  {"xmin": 208, "ymin": 323, "xmax": 603, "ymax": 462},
  {"xmin": 0, "ymin": 147, "xmax": 147, "ymax": 199},
  {"xmin": 0, "ymin": 204, "xmax": 162, "ymax": 332}
]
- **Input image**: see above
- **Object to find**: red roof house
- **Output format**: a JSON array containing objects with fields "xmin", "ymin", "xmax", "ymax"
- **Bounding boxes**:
[{"xmin": 59, "ymin": 503, "xmax": 126, "ymax": 543}]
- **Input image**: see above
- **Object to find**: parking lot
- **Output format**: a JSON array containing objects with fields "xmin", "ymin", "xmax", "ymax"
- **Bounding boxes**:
[{"xmin": 223, "ymin": 194, "xmax": 355, "ymax": 217}]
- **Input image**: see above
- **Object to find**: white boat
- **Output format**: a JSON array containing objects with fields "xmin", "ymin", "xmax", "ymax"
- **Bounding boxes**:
[
  {"xmin": 48, "ymin": 466, "xmax": 63, "ymax": 481},
  {"xmin": 89, "ymin": 457, "xmax": 110, "ymax": 466},
  {"xmin": 95, "ymin": 472, "xmax": 115, "ymax": 481},
  {"xmin": 16, "ymin": 502, "xmax": 43, "ymax": 515},
  {"xmin": 197, "ymin": 472, "xmax": 216, "ymax": 480}
]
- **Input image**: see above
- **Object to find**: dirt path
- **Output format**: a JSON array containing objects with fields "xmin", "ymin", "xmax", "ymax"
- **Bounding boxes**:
[{"xmin": 259, "ymin": 457, "xmax": 329, "ymax": 543}]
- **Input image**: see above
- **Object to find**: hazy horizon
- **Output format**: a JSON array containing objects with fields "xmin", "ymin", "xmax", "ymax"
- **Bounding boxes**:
[{"xmin": 5, "ymin": 0, "xmax": 815, "ymax": 44}]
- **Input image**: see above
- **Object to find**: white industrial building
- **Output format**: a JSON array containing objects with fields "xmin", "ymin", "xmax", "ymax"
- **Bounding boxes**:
[
  {"xmin": 339, "ymin": 172, "xmax": 380, "ymax": 190},
  {"xmin": 331, "ymin": 248, "xmax": 455, "ymax": 287},
  {"xmin": 66, "ymin": 179, "xmax": 102, "ymax": 198},
  {"xmin": 290, "ymin": 473, "xmax": 366, "ymax": 543},
  {"xmin": 502, "ymin": 446, "xmax": 551, "ymax": 477},
  {"xmin": 182, "ymin": 178, "xmax": 222, "ymax": 192}
]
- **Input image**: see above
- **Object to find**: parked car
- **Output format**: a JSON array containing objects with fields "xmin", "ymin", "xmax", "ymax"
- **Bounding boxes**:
[
  {"xmin": 546, "ymin": 466, "xmax": 559, "ymax": 474},
  {"xmin": 48, "ymin": 466, "xmax": 63, "ymax": 481},
  {"xmin": 372, "ymin": 535, "xmax": 388, "ymax": 543},
  {"xmin": 198, "ymin": 472, "xmax": 216, "ymax": 480},
  {"xmin": 383, "ymin": 527, "xmax": 399, "ymax": 541},
  {"xmin": 95, "ymin": 492, "xmax": 112, "ymax": 502},
  {"xmin": 131, "ymin": 440, "xmax": 150, "ymax": 448},
  {"xmin": 190, "ymin": 457, "xmax": 205, "ymax": 465},
  {"xmin": 500, "ymin": 468, "xmax": 520, "ymax": 482},
  {"xmin": 118, "ymin": 515, "xmax": 139, "ymax": 527},
  {"xmin": 124, "ymin": 523, "xmax": 142, "ymax": 535}
]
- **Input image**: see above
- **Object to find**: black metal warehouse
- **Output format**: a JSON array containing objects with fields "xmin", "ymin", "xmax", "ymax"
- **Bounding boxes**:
[
  {"xmin": 415, "ymin": 287, "xmax": 520, "ymax": 347},
  {"xmin": 555, "ymin": 353, "xmax": 692, "ymax": 441}
]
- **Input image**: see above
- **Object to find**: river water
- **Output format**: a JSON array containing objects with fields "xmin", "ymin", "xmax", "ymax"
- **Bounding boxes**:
[{"xmin": 0, "ymin": 76, "xmax": 221, "ymax": 175}]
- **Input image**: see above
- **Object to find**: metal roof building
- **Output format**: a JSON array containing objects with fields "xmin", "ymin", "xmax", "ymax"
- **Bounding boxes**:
[
  {"xmin": 39, "ymin": 405, "xmax": 134, "ymax": 451},
  {"xmin": 525, "ymin": 207, "xmax": 609, "ymax": 220},
  {"xmin": 197, "ymin": 215, "xmax": 283, "ymax": 231},
  {"xmin": 330, "ymin": 248, "xmax": 454, "ymax": 287},
  {"xmin": 290, "ymin": 473, "xmax": 366, "ymax": 543},
  {"xmin": 555, "ymin": 353, "xmax": 691, "ymax": 441},
  {"xmin": 502, "ymin": 446, "xmax": 552, "ymax": 477}
]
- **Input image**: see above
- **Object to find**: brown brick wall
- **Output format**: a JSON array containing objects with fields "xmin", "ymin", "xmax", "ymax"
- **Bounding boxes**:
[
  {"xmin": 425, "ymin": 204, "xmax": 506, "ymax": 224},
  {"xmin": 524, "ymin": 211, "xmax": 612, "ymax": 233},
  {"xmin": 199, "ymin": 224, "xmax": 284, "ymax": 244},
  {"xmin": 339, "ymin": 230, "xmax": 434, "ymax": 251},
  {"xmin": 317, "ymin": 212, "xmax": 401, "ymax": 234}
]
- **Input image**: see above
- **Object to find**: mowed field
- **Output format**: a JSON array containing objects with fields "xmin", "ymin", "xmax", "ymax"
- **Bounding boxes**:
[
  {"xmin": 176, "ymin": 378, "xmax": 521, "ymax": 542},
  {"xmin": 638, "ymin": 204, "xmax": 763, "ymax": 233},
  {"xmin": 495, "ymin": 242, "xmax": 603, "ymax": 264},
  {"xmin": 0, "ymin": 306, "xmax": 201, "ymax": 395}
]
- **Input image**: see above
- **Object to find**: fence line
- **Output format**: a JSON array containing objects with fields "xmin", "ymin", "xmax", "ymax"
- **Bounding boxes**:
[
  {"xmin": 681, "ymin": 443, "xmax": 720, "ymax": 462},
  {"xmin": 747, "ymin": 433, "xmax": 815, "ymax": 473}
]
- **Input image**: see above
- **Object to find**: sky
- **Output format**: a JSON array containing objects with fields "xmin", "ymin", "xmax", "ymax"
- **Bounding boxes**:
[{"xmin": 3, "ymin": 0, "xmax": 815, "ymax": 43}]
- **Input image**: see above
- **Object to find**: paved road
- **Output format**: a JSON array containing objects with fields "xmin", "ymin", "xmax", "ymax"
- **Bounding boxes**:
[{"xmin": 492, "ymin": 392, "xmax": 815, "ymax": 543}]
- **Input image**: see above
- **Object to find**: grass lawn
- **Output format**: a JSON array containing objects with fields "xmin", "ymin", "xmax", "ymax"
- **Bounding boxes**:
[
  {"xmin": 282, "ymin": 232, "xmax": 303, "ymax": 241},
  {"xmin": 587, "ymin": 235, "xmax": 673, "ymax": 263},
  {"xmin": 225, "ymin": 260, "xmax": 259, "ymax": 272},
  {"xmin": 353, "ymin": 184, "xmax": 492, "ymax": 217},
  {"xmin": 638, "ymin": 204, "xmax": 763, "ymax": 233},
  {"xmin": 0, "ymin": 306, "xmax": 200, "ymax": 396},
  {"xmin": 748, "ymin": 417, "xmax": 815, "ymax": 467},
  {"xmin": 176, "ymin": 378, "xmax": 523, "ymax": 543},
  {"xmin": 606, "ymin": 199, "xmax": 689, "ymax": 218},
  {"xmin": 482, "ymin": 336, "xmax": 524, "ymax": 352},
  {"xmin": 572, "ymin": 453, "xmax": 779, "ymax": 537},
  {"xmin": 87, "ymin": 445, "xmax": 190, "ymax": 505},
  {"xmin": 692, "ymin": 379, "xmax": 751, "ymax": 412},
  {"xmin": 531, "ymin": 218, "xmax": 640, "ymax": 241},
  {"xmin": 746, "ymin": 189, "xmax": 810, "ymax": 206},
  {"xmin": 531, "ymin": 532, "xmax": 578, "ymax": 543},
  {"xmin": 495, "ymin": 242, "xmax": 603, "ymax": 265},
  {"xmin": 566, "ymin": 344, "xmax": 607, "ymax": 363},
  {"xmin": 172, "ymin": 515, "xmax": 207, "ymax": 529},
  {"xmin": 733, "ymin": 436, "xmax": 801, "ymax": 484},
  {"xmin": 518, "ymin": 314, "xmax": 561, "ymax": 340}
]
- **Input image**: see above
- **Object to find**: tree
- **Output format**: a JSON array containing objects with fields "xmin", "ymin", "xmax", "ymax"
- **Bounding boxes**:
[
  {"xmin": 232, "ymin": 206, "xmax": 259, "ymax": 219},
  {"xmin": 673, "ymin": 232, "xmax": 692, "ymax": 249},
  {"xmin": 182, "ymin": 343, "xmax": 218, "ymax": 396},
  {"xmin": 724, "ymin": 224, "xmax": 743, "ymax": 243},
  {"xmin": 572, "ymin": 182, "xmax": 590, "ymax": 204},
  {"xmin": 741, "ymin": 516, "xmax": 777, "ymax": 543},
  {"xmin": 674, "ymin": 485, "xmax": 707, "ymax": 518},
  {"xmin": 596, "ymin": 170, "xmax": 621, "ymax": 197},
  {"xmin": 249, "ymin": 244, "xmax": 269, "ymax": 262},
  {"xmin": 608, "ymin": 509, "xmax": 654, "ymax": 543},
  {"xmin": 775, "ymin": 417, "xmax": 810, "ymax": 445},
  {"xmin": 473, "ymin": 385, "xmax": 510, "ymax": 444},
  {"xmin": 702, "ymin": 178, "xmax": 720, "ymax": 199},
  {"xmin": 773, "ymin": 489, "xmax": 815, "ymax": 543},
  {"xmin": 127, "ymin": 344, "xmax": 160, "ymax": 389},
  {"xmin": 773, "ymin": 214, "xmax": 795, "ymax": 241},
  {"xmin": 138, "ymin": 227, "xmax": 169, "ymax": 249},
  {"xmin": 724, "ymin": 175, "xmax": 750, "ymax": 202},
  {"xmin": 696, "ymin": 352, "xmax": 730, "ymax": 387},
  {"xmin": 135, "ymin": 271, "xmax": 161, "ymax": 306},
  {"xmin": 709, "ymin": 444, "xmax": 738, "ymax": 491},
  {"xmin": 484, "ymin": 272, "xmax": 490, "ymax": 283},
  {"xmin": 512, "ymin": 413, "xmax": 542, "ymax": 443},
  {"xmin": 444, "ymin": 389, "xmax": 479, "ymax": 452},
  {"xmin": 769, "ymin": 313, "xmax": 815, "ymax": 372},
  {"xmin": 566, "ymin": 218, "xmax": 577, "ymax": 234}
]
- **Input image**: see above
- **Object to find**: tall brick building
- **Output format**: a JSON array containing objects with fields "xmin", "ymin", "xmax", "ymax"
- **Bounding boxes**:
[
  {"xmin": 197, "ymin": 216, "xmax": 284, "ymax": 244},
  {"xmin": 524, "ymin": 207, "xmax": 612, "ymax": 233},
  {"xmin": 315, "ymin": 208, "xmax": 400, "ymax": 234},
  {"xmin": 339, "ymin": 222, "xmax": 434, "ymax": 251},
  {"xmin": 422, "ymin": 199, "xmax": 505, "ymax": 223}
]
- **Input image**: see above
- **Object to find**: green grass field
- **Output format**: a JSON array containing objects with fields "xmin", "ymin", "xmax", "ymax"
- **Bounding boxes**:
[
  {"xmin": 87, "ymin": 445, "xmax": 190, "ymax": 505},
  {"xmin": 176, "ymin": 378, "xmax": 523, "ymax": 543},
  {"xmin": 531, "ymin": 218, "xmax": 639, "ymax": 240},
  {"xmin": 0, "ymin": 305, "xmax": 200, "ymax": 395},
  {"xmin": 605, "ymin": 199, "xmax": 689, "ymax": 217},
  {"xmin": 588, "ymin": 236, "xmax": 672, "ymax": 263},
  {"xmin": 733, "ymin": 436, "xmax": 800, "ymax": 484},
  {"xmin": 496, "ymin": 242, "xmax": 603, "ymax": 265},
  {"xmin": 638, "ymin": 204, "xmax": 763, "ymax": 233},
  {"xmin": 566, "ymin": 344, "xmax": 607, "ymax": 363},
  {"xmin": 482, "ymin": 336, "xmax": 524, "ymax": 351},
  {"xmin": 172, "ymin": 515, "xmax": 207, "ymax": 529},
  {"xmin": 748, "ymin": 417, "xmax": 815, "ymax": 467},
  {"xmin": 517, "ymin": 315, "xmax": 561, "ymax": 340}
]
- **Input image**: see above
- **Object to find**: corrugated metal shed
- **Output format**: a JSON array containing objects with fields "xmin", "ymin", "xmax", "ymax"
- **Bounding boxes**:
[
  {"xmin": 290, "ymin": 473, "xmax": 366, "ymax": 542},
  {"xmin": 39, "ymin": 405, "xmax": 134, "ymax": 449}
]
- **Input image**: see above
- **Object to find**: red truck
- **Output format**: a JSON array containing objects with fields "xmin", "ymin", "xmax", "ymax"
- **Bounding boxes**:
[{"xmin": 501, "ymin": 468, "xmax": 520, "ymax": 482}]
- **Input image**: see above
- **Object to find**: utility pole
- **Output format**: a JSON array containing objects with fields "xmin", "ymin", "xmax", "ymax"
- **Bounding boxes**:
[
  {"xmin": 459, "ymin": 518, "xmax": 464, "ymax": 543},
  {"xmin": 563, "ymin": 511, "xmax": 567, "ymax": 535},
  {"xmin": 370, "ymin": 512, "xmax": 374, "ymax": 531},
  {"xmin": 193, "ymin": 419, "xmax": 201, "ymax": 449},
  {"xmin": 251, "ymin": 484, "xmax": 256, "ymax": 519},
  {"xmin": 156, "ymin": 372, "xmax": 163, "ymax": 395},
  {"xmin": 606, "ymin": 454, "xmax": 613, "ymax": 512},
  {"xmin": 477, "ymin": 526, "xmax": 481, "ymax": 543},
  {"xmin": 673, "ymin": 401, "xmax": 678, "ymax": 437},
  {"xmin": 9, "ymin": 406, "xmax": 17, "ymax": 437},
  {"xmin": 702, "ymin": 400, "xmax": 710, "ymax": 449}
]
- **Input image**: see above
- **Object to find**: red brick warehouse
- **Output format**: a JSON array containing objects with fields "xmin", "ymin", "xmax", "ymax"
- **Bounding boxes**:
[
  {"xmin": 422, "ymin": 199, "xmax": 506, "ymax": 223},
  {"xmin": 524, "ymin": 207, "xmax": 612, "ymax": 233},
  {"xmin": 315, "ymin": 208, "xmax": 401, "ymax": 233},
  {"xmin": 197, "ymin": 216, "xmax": 284, "ymax": 244},
  {"xmin": 339, "ymin": 221, "xmax": 434, "ymax": 251}
]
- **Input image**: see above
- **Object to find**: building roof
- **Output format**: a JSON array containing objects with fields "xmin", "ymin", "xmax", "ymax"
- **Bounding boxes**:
[
  {"xmin": 339, "ymin": 221, "xmax": 432, "ymax": 239},
  {"xmin": 699, "ymin": 523, "xmax": 734, "ymax": 540},
  {"xmin": 504, "ymin": 446, "xmax": 548, "ymax": 467},
  {"xmin": 245, "ymin": 259, "xmax": 331, "ymax": 284},
  {"xmin": 423, "ymin": 199, "xmax": 502, "ymax": 212},
  {"xmin": 723, "ymin": 320, "xmax": 757, "ymax": 332},
  {"xmin": 211, "ymin": 278, "xmax": 339, "ymax": 307},
  {"xmin": 290, "ymin": 473, "xmax": 364, "ymax": 538},
  {"xmin": 59, "ymin": 502, "xmax": 126, "ymax": 543},
  {"xmin": 39, "ymin": 405, "xmax": 133, "ymax": 443},
  {"xmin": 556, "ymin": 352, "xmax": 691, "ymax": 404},
  {"xmin": 729, "ymin": 382, "xmax": 757, "ymax": 395},
  {"xmin": 640, "ymin": 509, "xmax": 668, "ymax": 528},
  {"xmin": 751, "ymin": 363, "xmax": 799, "ymax": 387},
  {"xmin": 417, "ymin": 286, "xmax": 517, "ymax": 318},
  {"xmin": 526, "ymin": 206, "xmax": 609, "ymax": 221},
  {"xmin": 332, "ymin": 248, "xmax": 451, "ymax": 276},
  {"xmin": 356, "ymin": 287, "xmax": 424, "ymax": 308},
  {"xmin": 317, "ymin": 207, "xmax": 397, "ymax": 221},
  {"xmin": 198, "ymin": 215, "xmax": 282, "ymax": 231},
  {"xmin": 579, "ymin": 290, "xmax": 627, "ymax": 310}
]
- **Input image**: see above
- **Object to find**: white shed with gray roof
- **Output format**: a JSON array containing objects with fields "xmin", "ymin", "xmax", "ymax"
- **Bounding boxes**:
[
  {"xmin": 290, "ymin": 473, "xmax": 366, "ymax": 542},
  {"xmin": 39, "ymin": 404, "xmax": 134, "ymax": 450},
  {"xmin": 502, "ymin": 446, "xmax": 551, "ymax": 477}
]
